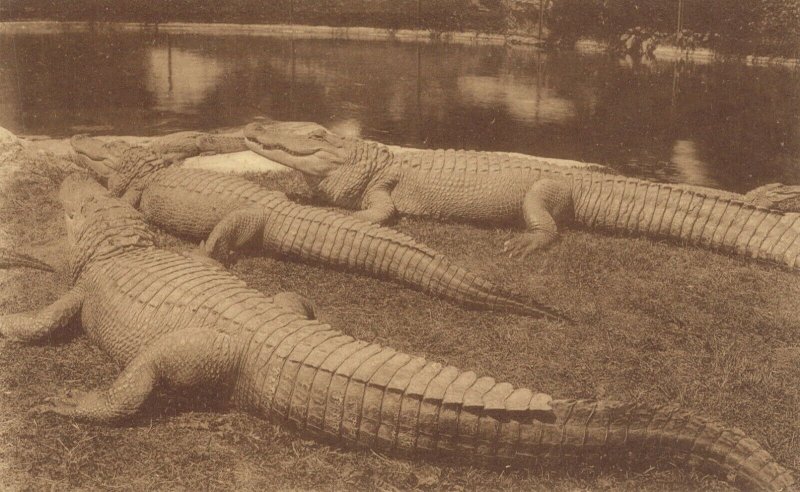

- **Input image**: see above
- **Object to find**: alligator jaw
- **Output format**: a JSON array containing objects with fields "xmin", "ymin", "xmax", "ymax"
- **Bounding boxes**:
[
  {"xmin": 244, "ymin": 121, "xmax": 347, "ymax": 177},
  {"xmin": 70, "ymin": 135, "xmax": 119, "ymax": 180}
]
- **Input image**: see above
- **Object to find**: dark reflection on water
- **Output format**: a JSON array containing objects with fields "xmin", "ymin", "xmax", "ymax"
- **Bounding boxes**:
[{"xmin": 1, "ymin": 29, "xmax": 798, "ymax": 191}]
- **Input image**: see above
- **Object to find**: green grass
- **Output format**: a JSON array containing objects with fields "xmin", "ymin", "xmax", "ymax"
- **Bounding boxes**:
[{"xmin": 1, "ymin": 158, "xmax": 798, "ymax": 491}]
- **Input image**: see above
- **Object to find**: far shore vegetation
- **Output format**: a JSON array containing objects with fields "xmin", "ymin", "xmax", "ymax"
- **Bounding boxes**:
[{"xmin": 1, "ymin": 0, "xmax": 799, "ymax": 58}]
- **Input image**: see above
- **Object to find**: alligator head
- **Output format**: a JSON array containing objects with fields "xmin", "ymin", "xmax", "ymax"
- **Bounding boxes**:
[
  {"xmin": 244, "ymin": 121, "xmax": 392, "ymax": 208},
  {"xmin": 59, "ymin": 173, "xmax": 153, "ymax": 279},
  {"xmin": 243, "ymin": 121, "xmax": 352, "ymax": 177},
  {"xmin": 71, "ymin": 135, "xmax": 173, "ymax": 198},
  {"xmin": 70, "ymin": 135, "xmax": 126, "ymax": 183}
]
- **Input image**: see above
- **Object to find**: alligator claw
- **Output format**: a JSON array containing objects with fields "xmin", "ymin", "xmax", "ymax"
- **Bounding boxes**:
[
  {"xmin": 350, "ymin": 210, "xmax": 383, "ymax": 224},
  {"xmin": 503, "ymin": 233, "xmax": 555, "ymax": 259},
  {"xmin": 503, "ymin": 237, "xmax": 539, "ymax": 259},
  {"xmin": 31, "ymin": 389, "xmax": 92, "ymax": 417},
  {"xmin": 183, "ymin": 245, "xmax": 226, "ymax": 269},
  {"xmin": 273, "ymin": 292, "xmax": 318, "ymax": 320},
  {"xmin": 197, "ymin": 240, "xmax": 235, "ymax": 265},
  {"xmin": 29, "ymin": 404, "xmax": 56, "ymax": 416}
]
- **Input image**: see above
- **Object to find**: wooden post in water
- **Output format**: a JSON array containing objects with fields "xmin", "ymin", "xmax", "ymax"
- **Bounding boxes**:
[
  {"xmin": 676, "ymin": 0, "xmax": 684, "ymax": 34},
  {"xmin": 538, "ymin": 0, "xmax": 546, "ymax": 40},
  {"xmin": 416, "ymin": 45, "xmax": 422, "ymax": 141},
  {"xmin": 290, "ymin": 38, "xmax": 295, "ymax": 120},
  {"xmin": 167, "ymin": 34, "xmax": 173, "ymax": 94}
]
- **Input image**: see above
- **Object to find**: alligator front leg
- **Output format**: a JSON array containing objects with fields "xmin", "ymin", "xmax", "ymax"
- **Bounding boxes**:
[
  {"xmin": 33, "ymin": 329, "xmax": 234, "ymax": 423},
  {"xmin": 351, "ymin": 186, "xmax": 396, "ymax": 224},
  {"xmin": 504, "ymin": 178, "xmax": 573, "ymax": 258},
  {"xmin": 0, "ymin": 286, "xmax": 84, "ymax": 342}
]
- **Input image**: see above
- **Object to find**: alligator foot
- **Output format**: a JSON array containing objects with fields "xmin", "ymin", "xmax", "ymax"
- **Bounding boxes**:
[
  {"xmin": 31, "ymin": 389, "xmax": 97, "ymax": 418},
  {"xmin": 503, "ymin": 232, "xmax": 557, "ymax": 258},
  {"xmin": 183, "ymin": 244, "xmax": 228, "ymax": 269},
  {"xmin": 350, "ymin": 209, "xmax": 391, "ymax": 224},
  {"xmin": 272, "ymin": 292, "xmax": 317, "ymax": 320}
]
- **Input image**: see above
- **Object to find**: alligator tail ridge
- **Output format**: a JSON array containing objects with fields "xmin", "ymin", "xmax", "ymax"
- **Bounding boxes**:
[
  {"xmin": 572, "ymin": 174, "xmax": 800, "ymax": 270},
  {"xmin": 248, "ymin": 333, "xmax": 796, "ymax": 492},
  {"xmin": 264, "ymin": 202, "xmax": 565, "ymax": 320}
]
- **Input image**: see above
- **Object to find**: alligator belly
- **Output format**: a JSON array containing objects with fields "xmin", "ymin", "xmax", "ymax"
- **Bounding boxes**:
[{"xmin": 392, "ymin": 171, "xmax": 532, "ymax": 224}]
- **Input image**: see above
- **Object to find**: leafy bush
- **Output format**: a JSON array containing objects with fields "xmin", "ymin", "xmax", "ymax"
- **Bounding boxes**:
[
  {"xmin": 2, "ymin": 0, "xmax": 797, "ymax": 55},
  {"xmin": 544, "ymin": 0, "xmax": 800, "ymax": 57}
]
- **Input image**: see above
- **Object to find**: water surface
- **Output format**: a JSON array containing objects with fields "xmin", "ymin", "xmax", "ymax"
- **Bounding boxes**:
[{"xmin": 1, "ymin": 28, "xmax": 798, "ymax": 191}]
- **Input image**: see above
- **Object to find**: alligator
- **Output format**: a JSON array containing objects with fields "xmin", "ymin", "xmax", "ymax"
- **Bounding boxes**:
[
  {"xmin": 243, "ymin": 121, "xmax": 800, "ymax": 270},
  {"xmin": 91, "ymin": 130, "xmax": 248, "ymax": 161},
  {"xmin": 70, "ymin": 134, "xmax": 563, "ymax": 320},
  {"xmin": 1, "ymin": 174, "xmax": 794, "ymax": 491},
  {"xmin": 0, "ymin": 248, "xmax": 55, "ymax": 272}
]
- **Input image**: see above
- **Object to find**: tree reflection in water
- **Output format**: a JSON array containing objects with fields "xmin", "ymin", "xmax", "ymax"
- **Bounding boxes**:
[{"xmin": 1, "ymin": 28, "xmax": 797, "ymax": 190}]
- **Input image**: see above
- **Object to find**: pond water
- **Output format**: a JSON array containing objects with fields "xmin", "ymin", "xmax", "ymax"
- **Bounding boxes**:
[{"xmin": 1, "ymin": 28, "xmax": 798, "ymax": 192}]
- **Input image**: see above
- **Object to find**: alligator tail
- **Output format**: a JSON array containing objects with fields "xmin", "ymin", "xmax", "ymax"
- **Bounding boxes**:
[
  {"xmin": 0, "ymin": 248, "xmax": 54, "ymax": 272},
  {"xmin": 263, "ymin": 202, "xmax": 565, "ymax": 320},
  {"xmin": 247, "ymin": 331, "xmax": 795, "ymax": 491},
  {"xmin": 572, "ymin": 175, "xmax": 800, "ymax": 270}
]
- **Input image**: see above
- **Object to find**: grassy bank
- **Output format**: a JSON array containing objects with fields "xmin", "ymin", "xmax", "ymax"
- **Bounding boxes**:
[{"xmin": 0, "ymin": 141, "xmax": 798, "ymax": 490}]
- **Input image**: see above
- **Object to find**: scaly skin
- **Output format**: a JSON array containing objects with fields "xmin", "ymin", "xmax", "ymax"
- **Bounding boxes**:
[
  {"xmin": 0, "ymin": 174, "xmax": 794, "ymax": 491},
  {"xmin": 71, "ymin": 135, "xmax": 564, "ymax": 320},
  {"xmin": 0, "ymin": 248, "xmax": 55, "ymax": 272},
  {"xmin": 72, "ymin": 131, "xmax": 247, "ymax": 164},
  {"xmin": 244, "ymin": 122, "xmax": 800, "ymax": 270}
]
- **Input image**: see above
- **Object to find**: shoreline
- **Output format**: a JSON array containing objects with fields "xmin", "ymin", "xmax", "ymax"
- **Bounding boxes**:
[{"xmin": 1, "ymin": 20, "xmax": 798, "ymax": 68}]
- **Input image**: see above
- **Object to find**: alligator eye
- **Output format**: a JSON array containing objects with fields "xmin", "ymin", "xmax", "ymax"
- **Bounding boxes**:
[{"xmin": 309, "ymin": 129, "xmax": 326, "ymax": 139}]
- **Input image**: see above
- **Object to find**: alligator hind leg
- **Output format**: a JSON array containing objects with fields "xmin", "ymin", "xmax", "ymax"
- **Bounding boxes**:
[
  {"xmin": 200, "ymin": 207, "xmax": 268, "ymax": 263},
  {"xmin": 33, "ymin": 329, "xmax": 234, "ymax": 423},
  {"xmin": 0, "ymin": 286, "xmax": 84, "ymax": 342},
  {"xmin": 504, "ymin": 178, "xmax": 572, "ymax": 258}
]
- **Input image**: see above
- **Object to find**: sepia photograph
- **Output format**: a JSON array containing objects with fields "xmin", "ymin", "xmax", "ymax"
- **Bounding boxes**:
[{"xmin": 0, "ymin": 1, "xmax": 798, "ymax": 490}]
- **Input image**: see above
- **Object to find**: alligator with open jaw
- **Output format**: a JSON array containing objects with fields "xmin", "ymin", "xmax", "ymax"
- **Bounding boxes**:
[
  {"xmin": 244, "ymin": 122, "xmax": 800, "ymax": 270},
  {"xmin": 71, "ymin": 134, "xmax": 563, "ymax": 320},
  {"xmin": 0, "ymin": 174, "xmax": 794, "ymax": 491}
]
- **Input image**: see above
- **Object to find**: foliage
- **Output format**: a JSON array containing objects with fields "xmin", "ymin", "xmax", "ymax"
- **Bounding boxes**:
[
  {"xmin": 0, "ymin": 0, "xmax": 507, "ymax": 33},
  {"xmin": 0, "ymin": 0, "xmax": 797, "ymax": 56},
  {"xmin": 544, "ymin": 0, "xmax": 800, "ymax": 57}
]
